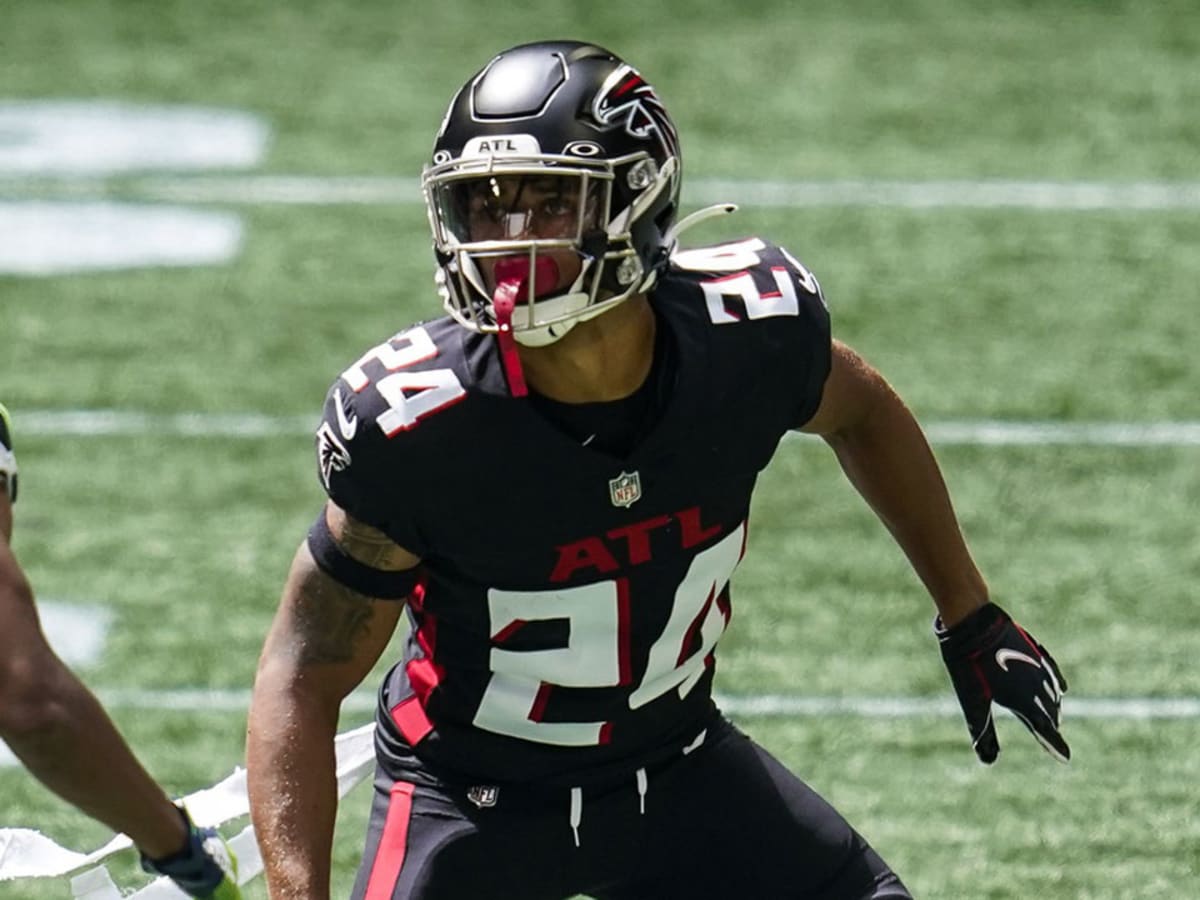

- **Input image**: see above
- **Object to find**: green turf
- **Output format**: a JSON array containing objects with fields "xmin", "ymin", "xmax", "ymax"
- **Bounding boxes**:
[
  {"xmin": 2, "ymin": 0, "xmax": 1197, "ymax": 178},
  {"xmin": 5, "ymin": 207, "xmax": 1200, "ymax": 419},
  {"xmin": 4, "ymin": 715, "xmax": 1198, "ymax": 899},
  {"xmin": 2, "ymin": 0, "xmax": 1198, "ymax": 897}
]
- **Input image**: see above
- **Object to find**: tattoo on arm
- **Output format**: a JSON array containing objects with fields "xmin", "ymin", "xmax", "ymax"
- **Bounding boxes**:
[
  {"xmin": 338, "ymin": 515, "xmax": 406, "ymax": 569},
  {"xmin": 278, "ymin": 503, "xmax": 413, "ymax": 666},
  {"xmin": 291, "ymin": 569, "xmax": 377, "ymax": 666},
  {"xmin": 325, "ymin": 501, "xmax": 420, "ymax": 571}
]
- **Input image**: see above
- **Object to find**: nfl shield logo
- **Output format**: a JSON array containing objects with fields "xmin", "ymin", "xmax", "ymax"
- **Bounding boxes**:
[
  {"xmin": 467, "ymin": 785, "xmax": 499, "ymax": 808},
  {"xmin": 608, "ymin": 470, "xmax": 642, "ymax": 508}
]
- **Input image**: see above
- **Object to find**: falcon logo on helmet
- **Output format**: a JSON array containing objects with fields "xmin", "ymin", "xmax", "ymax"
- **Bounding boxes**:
[{"xmin": 592, "ymin": 65, "xmax": 680, "ymax": 163}]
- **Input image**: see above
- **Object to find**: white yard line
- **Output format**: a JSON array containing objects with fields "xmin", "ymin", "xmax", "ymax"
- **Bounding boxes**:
[
  {"xmin": 16, "ymin": 409, "xmax": 1200, "ymax": 446},
  {"xmin": 4, "ymin": 689, "xmax": 1188, "ymax": 767},
  {"xmin": 5, "ymin": 175, "xmax": 1200, "ymax": 209},
  {"xmin": 78, "ymin": 688, "xmax": 1200, "ymax": 720},
  {"xmin": 19, "ymin": 409, "xmax": 317, "ymax": 438},
  {"xmin": 689, "ymin": 179, "xmax": 1200, "ymax": 211},
  {"xmin": 4, "ymin": 689, "xmax": 1195, "ymax": 770},
  {"xmin": 923, "ymin": 421, "xmax": 1200, "ymax": 447},
  {"xmin": 37, "ymin": 601, "xmax": 111, "ymax": 667},
  {"xmin": 7, "ymin": 691, "xmax": 1190, "ymax": 768}
]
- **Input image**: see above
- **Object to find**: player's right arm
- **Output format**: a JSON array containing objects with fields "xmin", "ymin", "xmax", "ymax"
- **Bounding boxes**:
[{"xmin": 247, "ymin": 501, "xmax": 418, "ymax": 900}]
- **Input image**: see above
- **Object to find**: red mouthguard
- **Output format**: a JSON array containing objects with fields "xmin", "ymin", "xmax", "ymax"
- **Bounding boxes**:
[
  {"xmin": 492, "ymin": 256, "xmax": 560, "ymax": 305},
  {"xmin": 490, "ymin": 256, "xmax": 559, "ymax": 399}
]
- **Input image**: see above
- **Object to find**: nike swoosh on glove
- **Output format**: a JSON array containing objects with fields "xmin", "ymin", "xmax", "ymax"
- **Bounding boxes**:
[
  {"xmin": 936, "ymin": 602, "xmax": 1070, "ymax": 764},
  {"xmin": 140, "ymin": 805, "xmax": 243, "ymax": 899}
]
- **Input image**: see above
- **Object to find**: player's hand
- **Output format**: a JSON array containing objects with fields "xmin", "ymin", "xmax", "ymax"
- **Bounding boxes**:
[
  {"xmin": 936, "ymin": 602, "xmax": 1069, "ymax": 764},
  {"xmin": 0, "ymin": 402, "xmax": 17, "ymax": 503},
  {"xmin": 140, "ymin": 805, "xmax": 243, "ymax": 899}
]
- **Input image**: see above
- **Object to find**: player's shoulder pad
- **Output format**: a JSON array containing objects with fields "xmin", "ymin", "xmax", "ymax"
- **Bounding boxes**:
[
  {"xmin": 314, "ymin": 319, "xmax": 471, "ymax": 495},
  {"xmin": 667, "ymin": 236, "xmax": 827, "ymax": 321}
]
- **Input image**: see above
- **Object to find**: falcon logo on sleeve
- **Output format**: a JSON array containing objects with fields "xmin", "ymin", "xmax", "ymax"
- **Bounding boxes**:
[{"xmin": 316, "ymin": 421, "xmax": 352, "ymax": 490}]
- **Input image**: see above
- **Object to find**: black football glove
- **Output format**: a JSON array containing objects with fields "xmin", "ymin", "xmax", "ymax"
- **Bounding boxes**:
[
  {"xmin": 0, "ymin": 402, "xmax": 17, "ymax": 503},
  {"xmin": 936, "ymin": 602, "xmax": 1070, "ymax": 764},
  {"xmin": 140, "ymin": 805, "xmax": 242, "ymax": 899}
]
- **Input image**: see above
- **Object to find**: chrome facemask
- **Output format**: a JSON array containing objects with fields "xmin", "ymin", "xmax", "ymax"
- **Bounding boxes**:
[{"xmin": 423, "ymin": 151, "xmax": 673, "ymax": 346}]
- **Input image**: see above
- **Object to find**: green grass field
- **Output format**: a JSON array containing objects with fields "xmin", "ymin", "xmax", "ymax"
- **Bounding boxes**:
[{"xmin": 2, "ymin": 0, "xmax": 1198, "ymax": 897}]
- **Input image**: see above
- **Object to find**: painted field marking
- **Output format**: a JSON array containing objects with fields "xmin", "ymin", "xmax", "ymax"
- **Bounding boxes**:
[
  {"xmin": 0, "ymin": 102, "xmax": 268, "ymax": 175},
  {"xmin": 0, "ymin": 102, "xmax": 266, "ymax": 275},
  {"xmin": 0, "ymin": 681, "xmax": 1188, "ymax": 760},
  {"xmin": 5, "ymin": 687, "xmax": 1191, "ymax": 769},
  {"xmin": 58, "ymin": 688, "xmax": 1200, "ymax": 720},
  {"xmin": 690, "ymin": 179, "xmax": 1200, "ymax": 211},
  {"xmin": 0, "ymin": 202, "xmax": 242, "ymax": 274},
  {"xmin": 37, "ymin": 601, "xmax": 112, "ymax": 668},
  {"xmin": 14, "ymin": 410, "xmax": 1200, "ymax": 447},
  {"xmin": 5, "ymin": 174, "xmax": 1200, "ymax": 210},
  {"xmin": 19, "ymin": 410, "xmax": 317, "ymax": 438},
  {"xmin": 0, "ymin": 602, "xmax": 112, "ymax": 769}
]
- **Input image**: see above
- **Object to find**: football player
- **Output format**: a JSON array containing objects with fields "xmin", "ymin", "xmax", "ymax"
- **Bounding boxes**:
[
  {"xmin": 247, "ymin": 41, "xmax": 1069, "ymax": 899},
  {"xmin": 0, "ymin": 403, "xmax": 242, "ymax": 899}
]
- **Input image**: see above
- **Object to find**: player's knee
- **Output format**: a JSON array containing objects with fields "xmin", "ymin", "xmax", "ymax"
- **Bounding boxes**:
[
  {"xmin": 813, "ymin": 845, "xmax": 912, "ymax": 900},
  {"xmin": 863, "ymin": 870, "xmax": 912, "ymax": 899}
]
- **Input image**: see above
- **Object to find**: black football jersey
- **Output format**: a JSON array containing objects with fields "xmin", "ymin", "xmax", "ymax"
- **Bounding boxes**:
[{"xmin": 314, "ymin": 237, "xmax": 831, "ymax": 785}]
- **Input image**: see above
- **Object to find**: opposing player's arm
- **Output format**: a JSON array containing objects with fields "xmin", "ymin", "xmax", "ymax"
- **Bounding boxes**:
[
  {"xmin": 247, "ymin": 501, "xmax": 418, "ymax": 900},
  {"xmin": 0, "ymin": 537, "xmax": 189, "ymax": 860},
  {"xmin": 800, "ymin": 340, "xmax": 989, "ymax": 625},
  {"xmin": 1, "ymin": 411, "xmax": 241, "ymax": 896}
]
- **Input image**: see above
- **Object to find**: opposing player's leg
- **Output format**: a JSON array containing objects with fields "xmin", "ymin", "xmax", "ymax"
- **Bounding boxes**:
[{"xmin": 598, "ymin": 717, "xmax": 911, "ymax": 900}]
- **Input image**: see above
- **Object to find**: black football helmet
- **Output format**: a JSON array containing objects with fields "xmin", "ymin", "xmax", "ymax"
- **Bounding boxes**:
[{"xmin": 422, "ymin": 40, "xmax": 682, "ymax": 346}]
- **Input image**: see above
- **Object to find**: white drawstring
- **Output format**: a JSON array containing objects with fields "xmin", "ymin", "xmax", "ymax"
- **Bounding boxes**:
[
  {"xmin": 569, "ymin": 787, "xmax": 583, "ymax": 847},
  {"xmin": 566, "ymin": 728, "xmax": 706, "ymax": 844},
  {"xmin": 682, "ymin": 728, "xmax": 707, "ymax": 755}
]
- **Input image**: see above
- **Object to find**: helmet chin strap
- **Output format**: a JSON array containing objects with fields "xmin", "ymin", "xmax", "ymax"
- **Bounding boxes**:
[
  {"xmin": 512, "ymin": 312, "xmax": 581, "ymax": 348},
  {"xmin": 491, "ymin": 256, "xmax": 561, "ymax": 396},
  {"xmin": 513, "ymin": 283, "xmax": 644, "ymax": 347},
  {"xmin": 507, "ymin": 251, "xmax": 648, "ymax": 348}
]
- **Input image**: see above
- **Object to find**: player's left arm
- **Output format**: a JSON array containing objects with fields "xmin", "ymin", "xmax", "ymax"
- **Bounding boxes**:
[
  {"xmin": 800, "ymin": 341, "xmax": 987, "ymax": 623},
  {"xmin": 799, "ymin": 342, "xmax": 1069, "ymax": 764}
]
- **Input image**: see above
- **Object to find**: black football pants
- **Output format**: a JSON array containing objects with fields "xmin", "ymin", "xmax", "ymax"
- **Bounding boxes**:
[{"xmin": 351, "ymin": 717, "xmax": 911, "ymax": 899}]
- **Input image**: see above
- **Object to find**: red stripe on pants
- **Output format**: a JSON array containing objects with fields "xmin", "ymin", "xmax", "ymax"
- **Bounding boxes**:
[
  {"xmin": 363, "ymin": 781, "xmax": 416, "ymax": 900},
  {"xmin": 391, "ymin": 696, "xmax": 435, "ymax": 745}
]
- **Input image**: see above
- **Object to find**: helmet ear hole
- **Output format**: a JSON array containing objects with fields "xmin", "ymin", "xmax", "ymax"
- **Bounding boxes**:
[
  {"xmin": 626, "ymin": 159, "xmax": 658, "ymax": 190},
  {"xmin": 615, "ymin": 257, "xmax": 642, "ymax": 286}
]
